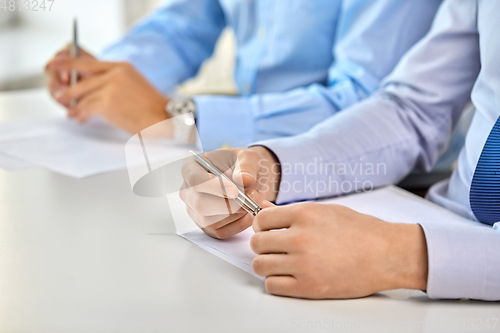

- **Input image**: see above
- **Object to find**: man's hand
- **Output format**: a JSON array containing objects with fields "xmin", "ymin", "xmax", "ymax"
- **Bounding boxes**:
[
  {"xmin": 180, "ymin": 147, "xmax": 280, "ymax": 239},
  {"xmin": 50, "ymin": 58, "xmax": 169, "ymax": 134},
  {"xmin": 45, "ymin": 44, "xmax": 96, "ymax": 102},
  {"xmin": 251, "ymin": 201, "xmax": 428, "ymax": 299}
]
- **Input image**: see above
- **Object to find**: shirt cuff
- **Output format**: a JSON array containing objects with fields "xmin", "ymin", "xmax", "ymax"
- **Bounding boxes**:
[
  {"xmin": 252, "ymin": 136, "xmax": 326, "ymax": 205},
  {"xmin": 194, "ymin": 95, "xmax": 255, "ymax": 152},
  {"xmin": 418, "ymin": 221, "xmax": 500, "ymax": 301}
]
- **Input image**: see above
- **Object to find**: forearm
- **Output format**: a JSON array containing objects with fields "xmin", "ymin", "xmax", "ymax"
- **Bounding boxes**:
[
  {"xmin": 256, "ymin": 96, "xmax": 429, "ymax": 204},
  {"xmin": 100, "ymin": 0, "xmax": 225, "ymax": 94}
]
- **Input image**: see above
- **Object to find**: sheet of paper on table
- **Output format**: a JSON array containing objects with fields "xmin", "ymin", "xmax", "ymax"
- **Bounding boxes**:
[
  {"xmin": 0, "ymin": 116, "xmax": 195, "ymax": 178},
  {"xmin": 171, "ymin": 185, "xmax": 480, "ymax": 279},
  {"xmin": 0, "ymin": 153, "xmax": 33, "ymax": 170}
]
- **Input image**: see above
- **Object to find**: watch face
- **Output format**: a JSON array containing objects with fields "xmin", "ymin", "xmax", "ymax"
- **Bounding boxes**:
[
  {"xmin": 174, "ymin": 101, "xmax": 186, "ymax": 116},
  {"xmin": 169, "ymin": 99, "xmax": 196, "ymax": 117}
]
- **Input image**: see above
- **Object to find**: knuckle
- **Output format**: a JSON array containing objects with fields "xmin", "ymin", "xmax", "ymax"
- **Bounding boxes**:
[
  {"xmin": 292, "ymin": 203, "xmax": 310, "ymax": 221},
  {"xmin": 288, "ymin": 232, "xmax": 306, "ymax": 248}
]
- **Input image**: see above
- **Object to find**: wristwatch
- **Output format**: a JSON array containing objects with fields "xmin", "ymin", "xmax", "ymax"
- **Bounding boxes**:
[{"xmin": 166, "ymin": 98, "xmax": 197, "ymax": 144}]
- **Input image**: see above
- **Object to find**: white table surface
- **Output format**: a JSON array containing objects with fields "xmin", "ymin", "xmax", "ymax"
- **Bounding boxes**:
[{"xmin": 0, "ymin": 89, "xmax": 499, "ymax": 333}]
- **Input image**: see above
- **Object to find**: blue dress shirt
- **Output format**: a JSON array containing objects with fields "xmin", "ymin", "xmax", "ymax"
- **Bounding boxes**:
[
  {"xmin": 258, "ymin": 0, "xmax": 500, "ymax": 301},
  {"xmin": 100, "ymin": 0, "xmax": 441, "ymax": 151}
]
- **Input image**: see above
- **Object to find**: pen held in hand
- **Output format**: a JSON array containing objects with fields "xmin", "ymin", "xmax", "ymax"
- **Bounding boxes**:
[
  {"xmin": 189, "ymin": 150, "xmax": 262, "ymax": 216},
  {"xmin": 70, "ymin": 18, "xmax": 79, "ymax": 107}
]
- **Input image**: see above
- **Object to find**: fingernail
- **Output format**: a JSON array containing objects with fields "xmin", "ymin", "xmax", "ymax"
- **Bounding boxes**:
[
  {"xmin": 247, "ymin": 189, "xmax": 257, "ymax": 197},
  {"xmin": 240, "ymin": 172, "xmax": 255, "ymax": 178}
]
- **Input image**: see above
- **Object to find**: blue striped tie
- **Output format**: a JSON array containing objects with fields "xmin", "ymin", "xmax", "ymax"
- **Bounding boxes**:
[{"xmin": 470, "ymin": 116, "xmax": 500, "ymax": 226}]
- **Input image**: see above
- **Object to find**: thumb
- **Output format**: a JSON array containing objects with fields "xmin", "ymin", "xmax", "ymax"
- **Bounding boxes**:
[
  {"xmin": 232, "ymin": 151, "xmax": 261, "ymax": 189},
  {"xmin": 251, "ymin": 197, "xmax": 275, "ymax": 232},
  {"xmin": 261, "ymin": 200, "xmax": 276, "ymax": 209},
  {"xmin": 247, "ymin": 190, "xmax": 275, "ymax": 210},
  {"xmin": 246, "ymin": 189, "xmax": 265, "ymax": 207}
]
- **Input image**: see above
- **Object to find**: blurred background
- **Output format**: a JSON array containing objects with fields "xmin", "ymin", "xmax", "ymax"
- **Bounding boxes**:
[
  {"xmin": 0, "ymin": 0, "xmax": 466, "ymax": 193},
  {"xmin": 0, "ymin": 0, "xmax": 237, "ymax": 95}
]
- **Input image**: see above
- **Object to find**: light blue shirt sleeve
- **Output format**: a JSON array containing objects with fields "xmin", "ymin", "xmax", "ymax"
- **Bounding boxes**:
[
  {"xmin": 257, "ymin": 0, "xmax": 500, "ymax": 301},
  {"xmin": 195, "ymin": 0, "xmax": 442, "ymax": 150},
  {"xmin": 100, "ymin": 0, "xmax": 226, "ymax": 94}
]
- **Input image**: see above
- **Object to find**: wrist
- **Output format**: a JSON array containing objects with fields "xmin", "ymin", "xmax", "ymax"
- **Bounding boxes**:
[
  {"xmin": 387, "ymin": 223, "xmax": 429, "ymax": 291},
  {"xmin": 142, "ymin": 95, "xmax": 169, "ymax": 130}
]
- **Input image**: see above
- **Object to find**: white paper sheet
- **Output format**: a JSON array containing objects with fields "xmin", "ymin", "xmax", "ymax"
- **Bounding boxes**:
[
  {"xmin": 0, "ymin": 153, "xmax": 33, "ymax": 170},
  {"xmin": 176, "ymin": 185, "xmax": 479, "ymax": 278},
  {"xmin": 0, "ymin": 116, "xmax": 193, "ymax": 178},
  {"xmin": 180, "ymin": 228, "xmax": 260, "ymax": 279}
]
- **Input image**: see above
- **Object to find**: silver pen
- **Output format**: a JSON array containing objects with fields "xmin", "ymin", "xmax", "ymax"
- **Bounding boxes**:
[
  {"xmin": 70, "ymin": 18, "xmax": 79, "ymax": 107},
  {"xmin": 189, "ymin": 150, "xmax": 262, "ymax": 216}
]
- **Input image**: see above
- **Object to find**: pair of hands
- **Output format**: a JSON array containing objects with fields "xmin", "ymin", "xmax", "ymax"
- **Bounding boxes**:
[
  {"xmin": 180, "ymin": 147, "xmax": 428, "ymax": 299},
  {"xmin": 45, "ymin": 45, "xmax": 169, "ymax": 134},
  {"xmin": 46, "ymin": 45, "xmax": 429, "ymax": 300}
]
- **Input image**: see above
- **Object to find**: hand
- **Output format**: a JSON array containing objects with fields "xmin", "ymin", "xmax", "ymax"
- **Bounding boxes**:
[
  {"xmin": 51, "ymin": 58, "xmax": 169, "ymax": 134},
  {"xmin": 251, "ymin": 201, "xmax": 428, "ymax": 299},
  {"xmin": 179, "ymin": 147, "xmax": 281, "ymax": 239},
  {"xmin": 45, "ymin": 44, "xmax": 96, "ymax": 102}
]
